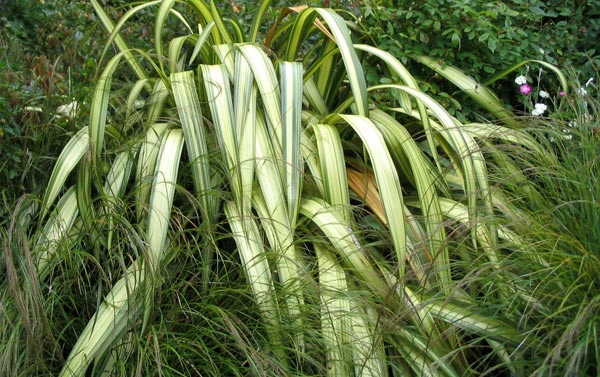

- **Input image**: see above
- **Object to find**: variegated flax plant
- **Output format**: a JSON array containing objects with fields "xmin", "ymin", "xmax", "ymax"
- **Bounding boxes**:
[{"xmin": 0, "ymin": 0, "xmax": 568, "ymax": 376}]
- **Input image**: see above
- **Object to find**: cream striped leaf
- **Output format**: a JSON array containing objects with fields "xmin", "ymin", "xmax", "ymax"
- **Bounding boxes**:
[
  {"xmin": 224, "ymin": 201, "xmax": 288, "ymax": 364},
  {"xmin": 59, "ymin": 128, "xmax": 184, "ymax": 376},
  {"xmin": 168, "ymin": 35, "xmax": 194, "ymax": 74},
  {"xmin": 300, "ymin": 197, "xmax": 389, "ymax": 298},
  {"xmin": 312, "ymin": 123, "xmax": 351, "ymax": 222},
  {"xmin": 349, "ymin": 304, "xmax": 387, "ymax": 377},
  {"xmin": 281, "ymin": 6, "xmax": 318, "ymax": 62},
  {"xmin": 171, "ymin": 70, "xmax": 216, "ymax": 223},
  {"xmin": 303, "ymin": 77, "xmax": 329, "ymax": 116},
  {"xmin": 252, "ymin": 192, "xmax": 305, "ymax": 352},
  {"xmin": 89, "ymin": 53, "xmax": 124, "ymax": 160},
  {"xmin": 145, "ymin": 79, "xmax": 170, "ymax": 127},
  {"xmin": 394, "ymin": 327, "xmax": 460, "ymax": 377},
  {"xmin": 135, "ymin": 123, "xmax": 171, "ymax": 223},
  {"xmin": 212, "ymin": 44, "xmax": 236, "ymax": 76},
  {"xmin": 380, "ymin": 84, "xmax": 495, "ymax": 241},
  {"xmin": 254, "ymin": 115, "xmax": 305, "ymax": 341},
  {"xmin": 280, "ymin": 61, "xmax": 304, "ymax": 227},
  {"xmin": 355, "ymin": 44, "xmax": 443, "ymax": 170},
  {"xmin": 355, "ymin": 44, "xmax": 416, "ymax": 113},
  {"xmin": 155, "ymin": 0, "xmax": 179, "ymax": 74},
  {"xmin": 189, "ymin": 22, "xmax": 216, "ymax": 65},
  {"xmin": 423, "ymin": 297, "xmax": 523, "ymax": 344},
  {"xmin": 102, "ymin": 150, "xmax": 136, "ymax": 250},
  {"xmin": 200, "ymin": 63, "xmax": 238, "ymax": 175},
  {"xmin": 369, "ymin": 109, "xmax": 450, "ymax": 290},
  {"xmin": 59, "ymin": 261, "xmax": 145, "ymax": 377},
  {"xmin": 316, "ymin": 243, "xmax": 353, "ymax": 376},
  {"xmin": 339, "ymin": 114, "xmax": 407, "ymax": 279},
  {"xmin": 248, "ymin": 0, "xmax": 274, "ymax": 42},
  {"xmin": 125, "ymin": 78, "xmax": 149, "ymax": 119},
  {"xmin": 233, "ymin": 50, "xmax": 258, "ymax": 210},
  {"xmin": 237, "ymin": 44, "xmax": 283, "ymax": 159},
  {"xmin": 413, "ymin": 54, "xmax": 520, "ymax": 128},
  {"xmin": 35, "ymin": 187, "xmax": 78, "ymax": 279},
  {"xmin": 41, "ymin": 126, "xmax": 89, "ymax": 220},
  {"xmin": 314, "ymin": 8, "xmax": 368, "ymax": 116},
  {"xmin": 141, "ymin": 128, "xmax": 185, "ymax": 331},
  {"xmin": 103, "ymin": 150, "xmax": 135, "ymax": 199}
]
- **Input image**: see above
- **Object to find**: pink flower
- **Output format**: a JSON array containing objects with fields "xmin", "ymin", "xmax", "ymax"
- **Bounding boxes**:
[
  {"xmin": 559, "ymin": 91, "xmax": 567, "ymax": 97},
  {"xmin": 519, "ymin": 84, "xmax": 532, "ymax": 95}
]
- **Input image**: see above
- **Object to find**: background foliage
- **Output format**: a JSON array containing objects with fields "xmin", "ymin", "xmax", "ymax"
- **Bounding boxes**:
[
  {"xmin": 0, "ymin": 0, "xmax": 99, "ymax": 222},
  {"xmin": 360, "ymin": 0, "xmax": 600, "ymax": 118}
]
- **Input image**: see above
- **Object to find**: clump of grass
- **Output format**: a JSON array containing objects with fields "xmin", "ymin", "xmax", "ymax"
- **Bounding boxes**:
[{"xmin": 485, "ymin": 80, "xmax": 600, "ymax": 376}]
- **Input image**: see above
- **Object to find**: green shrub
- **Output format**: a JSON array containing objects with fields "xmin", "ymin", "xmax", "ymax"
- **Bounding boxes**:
[
  {"xmin": 0, "ymin": 0, "xmax": 103, "ymax": 223},
  {"xmin": 360, "ymin": 0, "xmax": 600, "ymax": 117}
]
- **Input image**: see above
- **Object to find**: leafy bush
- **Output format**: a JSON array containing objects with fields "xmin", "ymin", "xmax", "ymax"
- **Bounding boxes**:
[
  {"xmin": 0, "ymin": 0, "xmax": 105, "ymax": 223},
  {"xmin": 0, "ymin": 31, "xmax": 69, "ymax": 217},
  {"xmin": 360, "ymin": 0, "xmax": 600, "ymax": 117}
]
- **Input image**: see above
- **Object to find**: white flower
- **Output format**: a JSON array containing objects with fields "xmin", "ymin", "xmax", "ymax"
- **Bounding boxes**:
[
  {"xmin": 585, "ymin": 77, "xmax": 594, "ymax": 87},
  {"xmin": 531, "ymin": 103, "xmax": 547, "ymax": 116},
  {"xmin": 515, "ymin": 75, "xmax": 527, "ymax": 85},
  {"xmin": 578, "ymin": 87, "xmax": 587, "ymax": 96},
  {"xmin": 133, "ymin": 99, "xmax": 145, "ymax": 109},
  {"xmin": 55, "ymin": 101, "xmax": 79, "ymax": 120},
  {"xmin": 539, "ymin": 90, "xmax": 550, "ymax": 98}
]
